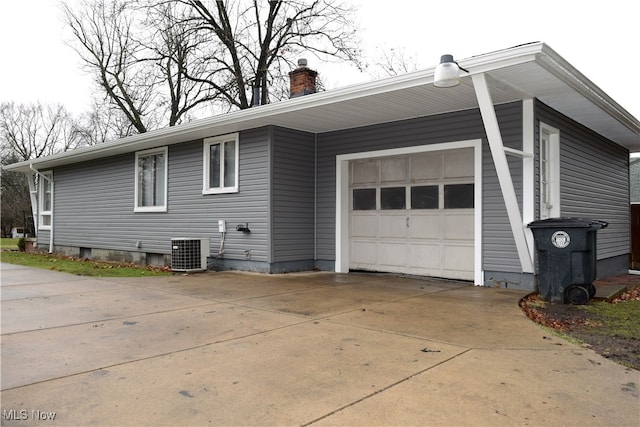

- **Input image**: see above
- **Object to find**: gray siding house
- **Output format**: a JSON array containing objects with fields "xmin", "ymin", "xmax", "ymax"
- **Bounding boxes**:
[{"xmin": 6, "ymin": 42, "xmax": 639, "ymax": 290}]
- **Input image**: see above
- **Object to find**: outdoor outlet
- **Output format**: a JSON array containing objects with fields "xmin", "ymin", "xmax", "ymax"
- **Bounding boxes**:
[
  {"xmin": 218, "ymin": 219, "xmax": 226, "ymax": 233},
  {"xmin": 135, "ymin": 240, "xmax": 142, "ymax": 248},
  {"xmin": 244, "ymin": 249, "xmax": 251, "ymax": 259}
]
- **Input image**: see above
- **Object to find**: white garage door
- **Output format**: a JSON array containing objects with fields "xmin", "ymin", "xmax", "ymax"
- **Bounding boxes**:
[{"xmin": 349, "ymin": 148, "xmax": 474, "ymax": 280}]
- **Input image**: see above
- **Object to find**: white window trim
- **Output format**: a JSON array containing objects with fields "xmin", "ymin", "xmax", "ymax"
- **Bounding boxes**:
[
  {"xmin": 134, "ymin": 147, "xmax": 168, "ymax": 213},
  {"xmin": 203, "ymin": 133, "xmax": 239, "ymax": 194},
  {"xmin": 38, "ymin": 170, "xmax": 53, "ymax": 230},
  {"xmin": 539, "ymin": 123, "xmax": 560, "ymax": 219}
]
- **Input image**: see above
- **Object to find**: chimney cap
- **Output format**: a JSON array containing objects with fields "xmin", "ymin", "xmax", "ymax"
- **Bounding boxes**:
[{"xmin": 297, "ymin": 58, "xmax": 308, "ymax": 67}]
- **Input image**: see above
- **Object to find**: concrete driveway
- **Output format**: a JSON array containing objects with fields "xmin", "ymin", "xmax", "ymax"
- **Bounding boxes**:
[{"xmin": 1, "ymin": 262, "xmax": 638, "ymax": 426}]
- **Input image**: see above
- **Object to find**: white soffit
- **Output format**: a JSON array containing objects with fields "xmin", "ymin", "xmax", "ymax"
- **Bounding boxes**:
[{"xmin": 489, "ymin": 58, "xmax": 639, "ymax": 148}]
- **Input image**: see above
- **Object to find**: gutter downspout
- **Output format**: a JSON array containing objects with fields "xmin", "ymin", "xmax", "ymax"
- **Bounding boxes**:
[
  {"xmin": 314, "ymin": 133, "xmax": 318, "ymax": 266},
  {"xmin": 30, "ymin": 164, "xmax": 54, "ymax": 253}
]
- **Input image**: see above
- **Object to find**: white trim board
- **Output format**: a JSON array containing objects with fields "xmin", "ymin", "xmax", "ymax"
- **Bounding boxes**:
[{"xmin": 472, "ymin": 73, "xmax": 534, "ymax": 273}]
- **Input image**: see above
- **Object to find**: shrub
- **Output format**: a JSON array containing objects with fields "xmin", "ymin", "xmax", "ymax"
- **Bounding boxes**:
[{"xmin": 17, "ymin": 238, "xmax": 26, "ymax": 252}]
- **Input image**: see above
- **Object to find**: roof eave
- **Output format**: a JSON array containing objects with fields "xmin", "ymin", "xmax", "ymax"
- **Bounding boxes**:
[{"xmin": 4, "ymin": 42, "xmax": 638, "ymax": 173}]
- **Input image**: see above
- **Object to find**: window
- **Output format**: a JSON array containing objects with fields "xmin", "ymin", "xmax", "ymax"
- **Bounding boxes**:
[
  {"xmin": 353, "ymin": 188, "xmax": 376, "ymax": 210},
  {"xmin": 380, "ymin": 187, "xmax": 406, "ymax": 210},
  {"xmin": 38, "ymin": 171, "xmax": 53, "ymax": 229},
  {"xmin": 540, "ymin": 124, "xmax": 560, "ymax": 219},
  {"xmin": 411, "ymin": 185, "xmax": 438, "ymax": 209},
  {"xmin": 135, "ymin": 147, "xmax": 168, "ymax": 212},
  {"xmin": 444, "ymin": 184, "xmax": 474, "ymax": 209},
  {"xmin": 203, "ymin": 134, "xmax": 239, "ymax": 194}
]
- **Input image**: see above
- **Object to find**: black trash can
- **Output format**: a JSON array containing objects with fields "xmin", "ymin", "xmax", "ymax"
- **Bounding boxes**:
[{"xmin": 527, "ymin": 218, "xmax": 608, "ymax": 304}]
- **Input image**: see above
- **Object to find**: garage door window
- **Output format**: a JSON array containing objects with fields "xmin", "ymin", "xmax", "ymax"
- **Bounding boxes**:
[
  {"xmin": 411, "ymin": 185, "xmax": 438, "ymax": 209},
  {"xmin": 353, "ymin": 188, "xmax": 376, "ymax": 210},
  {"xmin": 381, "ymin": 187, "xmax": 406, "ymax": 210},
  {"xmin": 444, "ymin": 184, "xmax": 474, "ymax": 209}
]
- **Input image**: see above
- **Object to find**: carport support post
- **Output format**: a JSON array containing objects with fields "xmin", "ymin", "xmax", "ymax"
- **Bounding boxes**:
[{"xmin": 471, "ymin": 73, "xmax": 534, "ymax": 273}]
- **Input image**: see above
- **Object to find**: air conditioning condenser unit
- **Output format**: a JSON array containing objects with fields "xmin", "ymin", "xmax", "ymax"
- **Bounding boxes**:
[{"xmin": 171, "ymin": 238, "xmax": 210, "ymax": 272}]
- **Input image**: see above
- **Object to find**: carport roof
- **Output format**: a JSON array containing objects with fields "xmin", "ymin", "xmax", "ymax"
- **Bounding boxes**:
[{"xmin": 5, "ymin": 42, "xmax": 639, "ymax": 173}]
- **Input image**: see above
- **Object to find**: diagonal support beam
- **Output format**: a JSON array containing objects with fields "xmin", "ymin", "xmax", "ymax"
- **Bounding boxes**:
[
  {"xmin": 472, "ymin": 73, "xmax": 534, "ymax": 273},
  {"xmin": 27, "ymin": 173, "xmax": 38, "ymax": 230}
]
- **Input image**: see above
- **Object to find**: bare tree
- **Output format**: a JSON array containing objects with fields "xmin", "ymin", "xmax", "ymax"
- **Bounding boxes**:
[
  {"xmin": 63, "ymin": 0, "xmax": 362, "ymax": 132},
  {"xmin": 368, "ymin": 46, "xmax": 421, "ymax": 79},
  {"xmin": 0, "ymin": 154, "xmax": 32, "ymax": 237},
  {"xmin": 143, "ymin": 1, "xmax": 221, "ymax": 125},
  {"xmin": 63, "ymin": 0, "xmax": 159, "ymax": 134},
  {"xmin": 182, "ymin": 0, "xmax": 362, "ymax": 109},
  {"xmin": 74, "ymin": 100, "xmax": 139, "ymax": 145},
  {"xmin": 0, "ymin": 102, "xmax": 81, "ymax": 161},
  {"xmin": 0, "ymin": 102, "xmax": 81, "ymax": 237}
]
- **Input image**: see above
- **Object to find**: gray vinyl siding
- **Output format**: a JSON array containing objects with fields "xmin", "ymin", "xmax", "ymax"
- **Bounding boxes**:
[
  {"xmin": 36, "ymin": 229, "xmax": 51, "ymax": 251},
  {"xmin": 271, "ymin": 127, "xmax": 316, "ymax": 262},
  {"xmin": 631, "ymin": 158, "xmax": 640, "ymax": 203},
  {"xmin": 482, "ymin": 103, "xmax": 524, "ymax": 272},
  {"xmin": 316, "ymin": 102, "xmax": 524, "ymax": 271},
  {"xmin": 536, "ymin": 101, "xmax": 630, "ymax": 260},
  {"xmin": 51, "ymin": 128, "xmax": 271, "ymax": 261}
]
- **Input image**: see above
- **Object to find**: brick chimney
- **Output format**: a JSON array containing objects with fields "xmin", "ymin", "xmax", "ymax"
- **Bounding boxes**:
[{"xmin": 289, "ymin": 59, "xmax": 318, "ymax": 98}]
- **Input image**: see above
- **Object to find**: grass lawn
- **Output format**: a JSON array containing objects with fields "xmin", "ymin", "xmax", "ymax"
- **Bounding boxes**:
[
  {"xmin": 579, "ymin": 299, "xmax": 640, "ymax": 339},
  {"xmin": 1, "ymin": 238, "xmax": 20, "ymax": 250},
  {"xmin": 0, "ymin": 251, "xmax": 171, "ymax": 277}
]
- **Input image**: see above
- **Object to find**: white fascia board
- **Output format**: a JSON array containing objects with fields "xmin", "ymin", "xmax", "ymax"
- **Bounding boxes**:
[{"xmin": 458, "ymin": 42, "xmax": 543, "ymax": 75}]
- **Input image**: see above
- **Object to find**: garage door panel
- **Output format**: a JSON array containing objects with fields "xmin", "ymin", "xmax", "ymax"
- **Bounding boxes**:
[
  {"xmin": 409, "ymin": 244, "xmax": 441, "ymax": 269},
  {"xmin": 444, "ymin": 149, "xmax": 474, "ymax": 178},
  {"xmin": 410, "ymin": 152, "xmax": 440, "ymax": 180},
  {"xmin": 443, "ymin": 245, "xmax": 475, "ymax": 272},
  {"xmin": 351, "ymin": 240, "xmax": 377, "ymax": 265},
  {"xmin": 443, "ymin": 213, "xmax": 474, "ymax": 240},
  {"xmin": 352, "ymin": 215, "xmax": 378, "ymax": 238},
  {"xmin": 378, "ymin": 242, "xmax": 408, "ymax": 267},
  {"xmin": 381, "ymin": 157, "xmax": 408, "ymax": 182},
  {"xmin": 379, "ymin": 214, "xmax": 408, "ymax": 238},
  {"xmin": 352, "ymin": 159, "xmax": 378, "ymax": 184},
  {"xmin": 409, "ymin": 214, "xmax": 441, "ymax": 239}
]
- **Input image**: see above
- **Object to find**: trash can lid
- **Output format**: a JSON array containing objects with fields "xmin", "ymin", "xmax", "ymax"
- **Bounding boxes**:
[{"xmin": 527, "ymin": 217, "xmax": 608, "ymax": 229}]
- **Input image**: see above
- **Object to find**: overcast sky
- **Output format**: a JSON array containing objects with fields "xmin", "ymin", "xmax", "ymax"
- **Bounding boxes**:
[{"xmin": 1, "ymin": 0, "xmax": 639, "ymax": 142}]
